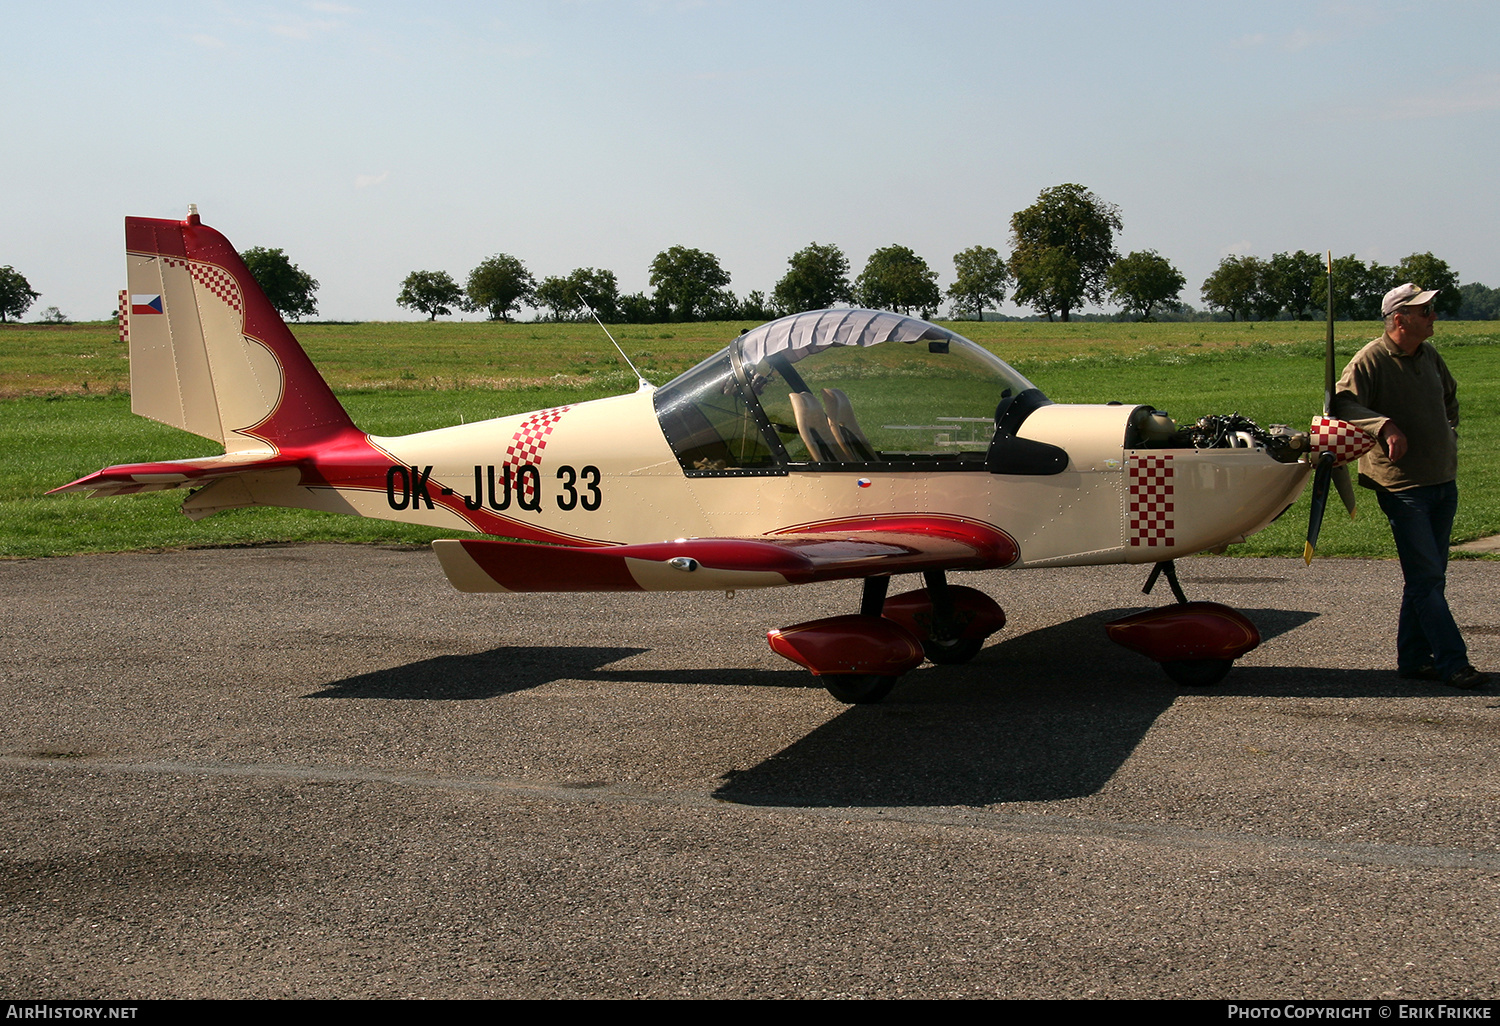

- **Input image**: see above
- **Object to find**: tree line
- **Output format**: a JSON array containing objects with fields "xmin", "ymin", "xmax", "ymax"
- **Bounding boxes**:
[
  {"xmin": 384, "ymin": 184, "xmax": 1491, "ymax": 325},
  {"xmin": 1199, "ymin": 251, "xmax": 1466, "ymax": 322},
  {"xmin": 388, "ymin": 184, "xmax": 1172, "ymax": 325},
  {"xmin": 2, "ymin": 187, "xmax": 1497, "ymax": 324}
]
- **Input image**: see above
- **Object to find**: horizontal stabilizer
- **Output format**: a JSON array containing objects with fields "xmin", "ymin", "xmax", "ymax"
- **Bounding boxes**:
[{"xmin": 49, "ymin": 451, "xmax": 301, "ymax": 497}]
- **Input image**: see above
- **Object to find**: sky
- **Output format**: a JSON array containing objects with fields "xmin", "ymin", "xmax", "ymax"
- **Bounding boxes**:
[{"xmin": 4, "ymin": 0, "xmax": 1499, "ymax": 322}]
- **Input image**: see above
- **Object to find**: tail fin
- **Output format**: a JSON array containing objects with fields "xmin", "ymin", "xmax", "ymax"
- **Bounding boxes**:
[{"xmin": 124, "ymin": 209, "xmax": 355, "ymax": 453}]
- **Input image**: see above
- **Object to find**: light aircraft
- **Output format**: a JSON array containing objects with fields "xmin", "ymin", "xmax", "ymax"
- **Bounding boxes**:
[{"xmin": 54, "ymin": 211, "xmax": 1373, "ymax": 702}]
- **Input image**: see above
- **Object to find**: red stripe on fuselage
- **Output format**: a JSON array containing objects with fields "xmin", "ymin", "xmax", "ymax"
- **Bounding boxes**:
[
  {"xmin": 456, "ymin": 537, "xmax": 645, "ymax": 591},
  {"xmin": 771, "ymin": 513, "xmax": 1019, "ymax": 568}
]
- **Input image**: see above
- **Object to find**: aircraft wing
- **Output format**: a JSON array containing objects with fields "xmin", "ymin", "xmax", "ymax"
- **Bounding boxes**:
[{"xmin": 432, "ymin": 514, "xmax": 1018, "ymax": 593}]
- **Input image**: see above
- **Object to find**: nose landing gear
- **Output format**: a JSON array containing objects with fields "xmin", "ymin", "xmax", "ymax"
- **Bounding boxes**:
[{"xmin": 1105, "ymin": 560, "xmax": 1261, "ymax": 688}]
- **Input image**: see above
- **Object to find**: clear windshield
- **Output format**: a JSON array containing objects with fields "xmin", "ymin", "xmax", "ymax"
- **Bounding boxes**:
[
  {"xmin": 653, "ymin": 310, "xmax": 1038, "ymax": 472},
  {"xmin": 750, "ymin": 333, "xmax": 1034, "ymax": 463}
]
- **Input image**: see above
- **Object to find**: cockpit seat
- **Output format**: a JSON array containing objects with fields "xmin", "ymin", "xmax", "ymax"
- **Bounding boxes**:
[
  {"xmin": 822, "ymin": 387, "xmax": 879, "ymax": 462},
  {"xmin": 789, "ymin": 391, "xmax": 840, "ymax": 462}
]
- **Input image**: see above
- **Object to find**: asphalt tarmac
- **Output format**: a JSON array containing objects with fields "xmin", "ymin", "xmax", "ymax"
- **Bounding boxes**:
[{"xmin": 2, "ymin": 545, "xmax": 1498, "ymax": 999}]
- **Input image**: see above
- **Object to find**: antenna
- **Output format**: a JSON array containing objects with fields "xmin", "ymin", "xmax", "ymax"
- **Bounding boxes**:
[{"xmin": 579, "ymin": 297, "xmax": 651, "ymax": 392}]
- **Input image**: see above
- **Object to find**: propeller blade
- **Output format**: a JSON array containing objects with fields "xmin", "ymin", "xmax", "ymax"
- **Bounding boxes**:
[
  {"xmin": 1324, "ymin": 251, "xmax": 1335, "ymax": 417},
  {"xmin": 1332, "ymin": 463, "xmax": 1357, "ymax": 518},
  {"xmin": 1303, "ymin": 450, "xmax": 1337, "ymax": 565}
]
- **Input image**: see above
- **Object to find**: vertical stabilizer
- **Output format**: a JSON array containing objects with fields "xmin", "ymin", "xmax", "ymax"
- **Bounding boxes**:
[{"xmin": 124, "ymin": 211, "xmax": 355, "ymax": 453}]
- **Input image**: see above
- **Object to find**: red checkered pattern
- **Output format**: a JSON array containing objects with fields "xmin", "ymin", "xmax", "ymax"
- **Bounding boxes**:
[
  {"xmin": 1128, "ymin": 454, "xmax": 1175, "ymax": 547},
  {"xmin": 117, "ymin": 290, "xmax": 128, "ymax": 344},
  {"xmin": 162, "ymin": 256, "xmax": 243, "ymax": 317},
  {"xmin": 505, "ymin": 406, "xmax": 571, "ymax": 499},
  {"xmin": 1309, "ymin": 415, "xmax": 1375, "ymax": 468}
]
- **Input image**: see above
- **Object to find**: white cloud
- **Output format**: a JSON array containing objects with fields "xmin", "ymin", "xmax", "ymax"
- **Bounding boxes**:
[
  {"xmin": 355, "ymin": 172, "xmax": 389, "ymax": 189},
  {"xmin": 1324, "ymin": 73, "xmax": 1500, "ymax": 123},
  {"xmin": 191, "ymin": 33, "xmax": 227, "ymax": 48},
  {"xmin": 269, "ymin": 17, "xmax": 341, "ymax": 40},
  {"xmin": 1232, "ymin": 26, "xmax": 1328, "ymax": 52},
  {"xmin": 1279, "ymin": 28, "xmax": 1324, "ymax": 51},
  {"xmin": 1379, "ymin": 73, "xmax": 1500, "ymax": 120}
]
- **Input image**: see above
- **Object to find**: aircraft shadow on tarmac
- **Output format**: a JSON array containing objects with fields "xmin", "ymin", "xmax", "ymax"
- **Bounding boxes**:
[
  {"xmin": 710, "ymin": 604, "xmax": 1352, "ymax": 808},
  {"xmin": 304, "ymin": 605, "xmax": 1465, "ymax": 807},
  {"xmin": 713, "ymin": 604, "xmax": 1500, "ymax": 807},
  {"xmin": 308, "ymin": 646, "xmax": 649, "ymax": 699}
]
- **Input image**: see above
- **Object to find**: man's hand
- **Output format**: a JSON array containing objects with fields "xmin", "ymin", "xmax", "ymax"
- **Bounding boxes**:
[{"xmin": 1380, "ymin": 421, "xmax": 1408, "ymax": 461}]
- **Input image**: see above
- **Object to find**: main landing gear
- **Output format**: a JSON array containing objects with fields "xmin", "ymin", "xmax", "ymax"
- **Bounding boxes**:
[
  {"xmin": 1104, "ymin": 559, "xmax": 1261, "ymax": 688},
  {"xmin": 766, "ymin": 571, "xmax": 1007, "ymax": 704}
]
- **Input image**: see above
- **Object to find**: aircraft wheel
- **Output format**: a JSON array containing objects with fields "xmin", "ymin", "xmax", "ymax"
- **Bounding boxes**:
[
  {"xmin": 922, "ymin": 637, "xmax": 983, "ymax": 665},
  {"xmin": 823, "ymin": 674, "xmax": 899, "ymax": 704},
  {"xmin": 1162, "ymin": 659, "xmax": 1233, "ymax": 688}
]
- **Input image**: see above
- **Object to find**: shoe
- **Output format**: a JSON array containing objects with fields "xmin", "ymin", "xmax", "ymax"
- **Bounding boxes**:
[
  {"xmin": 1445, "ymin": 666, "xmax": 1490, "ymax": 690},
  {"xmin": 1399, "ymin": 664, "xmax": 1439, "ymax": 681}
]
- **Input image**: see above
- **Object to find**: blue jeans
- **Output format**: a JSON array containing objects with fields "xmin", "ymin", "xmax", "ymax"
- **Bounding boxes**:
[{"xmin": 1375, "ymin": 481, "xmax": 1468, "ymax": 678}]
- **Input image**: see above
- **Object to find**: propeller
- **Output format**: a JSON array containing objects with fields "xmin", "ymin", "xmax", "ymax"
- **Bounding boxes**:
[
  {"xmin": 1303, "ymin": 450, "xmax": 1337, "ymax": 564},
  {"xmin": 1304, "ymin": 252, "xmax": 1369, "ymax": 565}
]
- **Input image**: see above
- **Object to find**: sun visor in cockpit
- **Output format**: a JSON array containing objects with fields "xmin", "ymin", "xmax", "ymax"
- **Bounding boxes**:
[{"xmin": 737, "ymin": 308, "xmax": 955, "ymax": 368}]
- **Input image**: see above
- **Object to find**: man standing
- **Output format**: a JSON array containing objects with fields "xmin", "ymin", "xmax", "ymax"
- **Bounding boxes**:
[{"xmin": 1333, "ymin": 283, "xmax": 1487, "ymax": 689}]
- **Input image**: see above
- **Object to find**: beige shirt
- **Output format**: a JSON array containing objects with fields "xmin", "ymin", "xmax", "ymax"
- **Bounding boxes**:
[{"xmin": 1332, "ymin": 333, "xmax": 1458, "ymax": 491}]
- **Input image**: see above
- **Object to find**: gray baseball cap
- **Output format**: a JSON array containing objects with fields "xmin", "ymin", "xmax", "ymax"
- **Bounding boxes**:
[{"xmin": 1382, "ymin": 282, "xmax": 1439, "ymax": 316}]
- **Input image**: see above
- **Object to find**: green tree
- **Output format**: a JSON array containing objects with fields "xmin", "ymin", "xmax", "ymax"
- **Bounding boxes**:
[
  {"xmin": 1457, "ymin": 282, "xmax": 1500, "ymax": 320},
  {"xmin": 1200, "ymin": 255, "xmax": 1264, "ymax": 321},
  {"xmin": 1249, "ymin": 258, "xmax": 1284, "ymax": 322},
  {"xmin": 239, "ymin": 247, "xmax": 319, "ymax": 321},
  {"xmin": 535, "ymin": 275, "xmax": 581, "ymax": 321},
  {"xmin": 1394, "ymin": 252, "xmax": 1461, "ymax": 316},
  {"xmin": 1106, "ymin": 250, "xmax": 1185, "ymax": 321},
  {"xmin": 1261, "ymin": 250, "xmax": 1324, "ymax": 320},
  {"xmin": 1009, "ymin": 184, "xmax": 1122, "ymax": 322},
  {"xmin": 1357, "ymin": 261, "xmax": 1397, "ymax": 319},
  {"xmin": 740, "ymin": 290, "xmax": 774, "ymax": 321},
  {"xmin": 397, "ymin": 270, "xmax": 465, "ymax": 321},
  {"xmin": 618, "ymin": 291, "xmax": 665, "ymax": 324},
  {"xmin": 855, "ymin": 245, "xmax": 941, "ymax": 315},
  {"xmin": 649, "ymin": 246, "xmax": 731, "ymax": 321},
  {"xmin": 947, "ymin": 246, "xmax": 1008, "ymax": 320},
  {"xmin": 772, "ymin": 242, "xmax": 854, "ymax": 313},
  {"xmin": 701, "ymin": 290, "xmax": 744, "ymax": 320},
  {"xmin": 533, "ymin": 269, "xmax": 621, "ymax": 322},
  {"xmin": 1311, "ymin": 256, "xmax": 1394, "ymax": 320},
  {"xmin": 568, "ymin": 268, "xmax": 620, "ymax": 321},
  {"xmin": 0, "ymin": 266, "xmax": 40, "ymax": 322},
  {"xmin": 466, "ymin": 254, "xmax": 536, "ymax": 322}
]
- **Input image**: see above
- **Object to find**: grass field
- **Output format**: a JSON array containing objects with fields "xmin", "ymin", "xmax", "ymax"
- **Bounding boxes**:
[{"xmin": 3, "ymin": 318, "xmax": 1497, "ymax": 560}]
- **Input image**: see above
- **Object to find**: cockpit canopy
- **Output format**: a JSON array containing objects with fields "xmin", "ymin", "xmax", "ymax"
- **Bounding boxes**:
[{"xmin": 653, "ymin": 309, "xmax": 1039, "ymax": 475}]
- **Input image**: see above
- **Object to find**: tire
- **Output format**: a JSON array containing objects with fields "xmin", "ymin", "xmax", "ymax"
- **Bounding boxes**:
[
  {"xmin": 1162, "ymin": 659, "xmax": 1233, "ymax": 688},
  {"xmin": 922, "ymin": 637, "xmax": 984, "ymax": 665},
  {"xmin": 823, "ymin": 675, "xmax": 899, "ymax": 704}
]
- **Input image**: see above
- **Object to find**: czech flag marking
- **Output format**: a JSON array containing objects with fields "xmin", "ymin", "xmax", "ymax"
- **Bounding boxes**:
[{"xmin": 131, "ymin": 294, "xmax": 164, "ymax": 315}]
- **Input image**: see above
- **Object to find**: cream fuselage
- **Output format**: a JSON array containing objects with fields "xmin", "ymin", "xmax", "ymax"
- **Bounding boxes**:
[{"xmin": 196, "ymin": 387, "xmax": 1310, "ymax": 570}]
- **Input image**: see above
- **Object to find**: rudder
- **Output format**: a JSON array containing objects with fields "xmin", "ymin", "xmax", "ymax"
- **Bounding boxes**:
[{"xmin": 125, "ymin": 209, "xmax": 355, "ymax": 453}]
